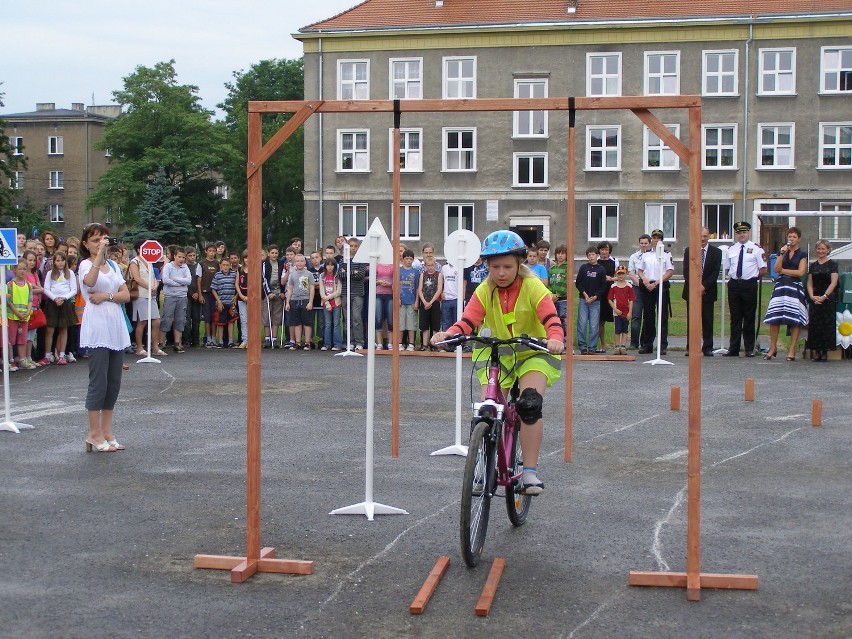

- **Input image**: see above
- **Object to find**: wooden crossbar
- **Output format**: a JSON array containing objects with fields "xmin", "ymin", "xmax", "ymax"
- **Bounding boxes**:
[
  {"xmin": 475, "ymin": 558, "xmax": 506, "ymax": 617},
  {"xmin": 409, "ymin": 556, "xmax": 451, "ymax": 614}
]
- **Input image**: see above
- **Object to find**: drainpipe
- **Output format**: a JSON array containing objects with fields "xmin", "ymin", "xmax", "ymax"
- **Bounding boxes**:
[
  {"xmin": 317, "ymin": 37, "xmax": 324, "ymax": 245},
  {"xmin": 84, "ymin": 112, "xmax": 91, "ymax": 225},
  {"xmin": 741, "ymin": 21, "xmax": 753, "ymax": 226}
]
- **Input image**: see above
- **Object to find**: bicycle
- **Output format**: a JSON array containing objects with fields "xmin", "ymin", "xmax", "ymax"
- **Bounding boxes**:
[{"xmin": 437, "ymin": 330, "xmax": 551, "ymax": 567}]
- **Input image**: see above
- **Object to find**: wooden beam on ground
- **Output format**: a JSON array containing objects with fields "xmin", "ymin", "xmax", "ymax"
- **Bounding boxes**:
[
  {"xmin": 409, "ymin": 556, "xmax": 451, "ymax": 615},
  {"xmin": 475, "ymin": 558, "xmax": 505, "ymax": 617}
]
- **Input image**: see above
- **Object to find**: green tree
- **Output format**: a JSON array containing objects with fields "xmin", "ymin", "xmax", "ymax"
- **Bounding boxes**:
[
  {"xmin": 0, "ymin": 89, "xmax": 28, "ymax": 223},
  {"xmin": 218, "ymin": 59, "xmax": 305, "ymax": 250},
  {"xmin": 122, "ymin": 167, "xmax": 194, "ymax": 246},
  {"xmin": 87, "ymin": 61, "xmax": 237, "ymax": 238}
]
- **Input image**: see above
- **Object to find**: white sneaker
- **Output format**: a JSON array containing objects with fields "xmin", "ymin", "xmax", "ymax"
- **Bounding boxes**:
[
  {"xmin": 407, "ymin": 344, "xmax": 415, "ymax": 352},
  {"xmin": 66, "ymin": 353, "xmax": 77, "ymax": 363}
]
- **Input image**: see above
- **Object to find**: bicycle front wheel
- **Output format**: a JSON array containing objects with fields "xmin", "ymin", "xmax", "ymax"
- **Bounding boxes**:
[
  {"xmin": 460, "ymin": 419, "xmax": 495, "ymax": 567},
  {"xmin": 505, "ymin": 421, "xmax": 532, "ymax": 526}
]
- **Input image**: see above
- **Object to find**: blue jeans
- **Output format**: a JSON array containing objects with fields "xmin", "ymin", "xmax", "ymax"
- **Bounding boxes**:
[
  {"xmin": 555, "ymin": 299, "xmax": 567, "ymax": 338},
  {"xmin": 374, "ymin": 294, "xmax": 393, "ymax": 330},
  {"xmin": 440, "ymin": 299, "xmax": 458, "ymax": 331},
  {"xmin": 324, "ymin": 306, "xmax": 342, "ymax": 348},
  {"xmin": 577, "ymin": 299, "xmax": 600, "ymax": 352}
]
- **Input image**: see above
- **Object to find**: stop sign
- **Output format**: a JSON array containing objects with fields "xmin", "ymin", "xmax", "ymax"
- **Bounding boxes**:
[{"xmin": 139, "ymin": 239, "xmax": 164, "ymax": 263}]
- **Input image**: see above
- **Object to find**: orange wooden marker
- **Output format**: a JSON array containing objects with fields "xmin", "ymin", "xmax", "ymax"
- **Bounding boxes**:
[
  {"xmin": 744, "ymin": 378, "xmax": 755, "ymax": 401},
  {"xmin": 409, "ymin": 556, "xmax": 450, "ymax": 615},
  {"xmin": 812, "ymin": 400, "xmax": 823, "ymax": 427},
  {"xmin": 670, "ymin": 386, "xmax": 681, "ymax": 411},
  {"xmin": 475, "ymin": 558, "xmax": 505, "ymax": 617}
]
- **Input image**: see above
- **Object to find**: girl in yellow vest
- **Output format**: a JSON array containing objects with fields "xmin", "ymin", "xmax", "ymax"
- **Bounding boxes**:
[
  {"xmin": 432, "ymin": 230, "xmax": 564, "ymax": 495},
  {"xmin": 7, "ymin": 258, "xmax": 36, "ymax": 370}
]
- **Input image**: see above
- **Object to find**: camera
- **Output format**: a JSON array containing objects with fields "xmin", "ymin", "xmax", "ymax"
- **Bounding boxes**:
[{"xmin": 108, "ymin": 237, "xmax": 119, "ymax": 246}]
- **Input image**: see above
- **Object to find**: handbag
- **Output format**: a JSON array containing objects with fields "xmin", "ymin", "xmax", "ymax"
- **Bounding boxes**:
[
  {"xmin": 125, "ymin": 259, "xmax": 140, "ymax": 300},
  {"xmin": 28, "ymin": 307, "xmax": 47, "ymax": 329}
]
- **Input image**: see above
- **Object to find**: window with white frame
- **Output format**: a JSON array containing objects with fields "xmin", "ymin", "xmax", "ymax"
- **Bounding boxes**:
[
  {"xmin": 340, "ymin": 204, "xmax": 368, "ymax": 238},
  {"xmin": 759, "ymin": 48, "xmax": 796, "ymax": 95},
  {"xmin": 586, "ymin": 126, "xmax": 620, "ymax": 170},
  {"xmin": 587, "ymin": 53, "xmax": 621, "ymax": 97},
  {"xmin": 513, "ymin": 78, "xmax": 548, "ymax": 137},
  {"xmin": 757, "ymin": 123, "xmax": 795, "ymax": 168},
  {"xmin": 645, "ymin": 203, "xmax": 677, "ymax": 241},
  {"xmin": 443, "ymin": 57, "xmax": 476, "ymax": 99},
  {"xmin": 338, "ymin": 60, "xmax": 369, "ymax": 100},
  {"xmin": 513, "ymin": 153, "xmax": 548, "ymax": 187},
  {"xmin": 588, "ymin": 204, "xmax": 618, "ymax": 241},
  {"xmin": 397, "ymin": 203, "xmax": 421, "ymax": 240},
  {"xmin": 104, "ymin": 148, "xmax": 112, "ymax": 158},
  {"xmin": 49, "ymin": 204, "xmax": 64, "ymax": 223},
  {"xmin": 820, "ymin": 46, "xmax": 852, "ymax": 93},
  {"xmin": 48, "ymin": 136, "xmax": 64, "ymax": 155},
  {"xmin": 390, "ymin": 58, "xmax": 422, "ymax": 99},
  {"xmin": 9, "ymin": 172, "xmax": 24, "ymax": 189},
  {"xmin": 702, "ymin": 50, "xmax": 738, "ymax": 96},
  {"xmin": 818, "ymin": 123, "xmax": 852, "ymax": 168},
  {"xmin": 819, "ymin": 203, "xmax": 852, "ymax": 241},
  {"xmin": 388, "ymin": 128, "xmax": 423, "ymax": 172},
  {"xmin": 10, "ymin": 136, "xmax": 23, "ymax": 155},
  {"xmin": 337, "ymin": 130, "xmax": 370, "ymax": 172},
  {"xmin": 445, "ymin": 203, "xmax": 474, "ymax": 235},
  {"xmin": 213, "ymin": 185, "xmax": 229, "ymax": 199},
  {"xmin": 702, "ymin": 124, "xmax": 737, "ymax": 169},
  {"xmin": 49, "ymin": 170, "xmax": 64, "ymax": 189},
  {"xmin": 644, "ymin": 124, "xmax": 680, "ymax": 170},
  {"xmin": 442, "ymin": 128, "xmax": 476, "ymax": 171},
  {"xmin": 645, "ymin": 51, "xmax": 680, "ymax": 95},
  {"xmin": 704, "ymin": 203, "xmax": 734, "ymax": 240}
]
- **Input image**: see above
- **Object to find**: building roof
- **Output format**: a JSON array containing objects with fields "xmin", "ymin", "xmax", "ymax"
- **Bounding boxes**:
[
  {"xmin": 301, "ymin": 0, "xmax": 852, "ymax": 31},
  {"xmin": 1, "ymin": 106, "xmax": 119, "ymax": 122}
]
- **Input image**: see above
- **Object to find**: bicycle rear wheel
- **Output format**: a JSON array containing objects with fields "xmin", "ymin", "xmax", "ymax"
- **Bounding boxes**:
[
  {"xmin": 460, "ymin": 419, "xmax": 495, "ymax": 567},
  {"xmin": 506, "ymin": 421, "xmax": 532, "ymax": 526}
]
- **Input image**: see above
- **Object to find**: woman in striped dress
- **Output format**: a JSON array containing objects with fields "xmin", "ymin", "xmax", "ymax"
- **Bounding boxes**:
[{"xmin": 763, "ymin": 227, "xmax": 808, "ymax": 361}]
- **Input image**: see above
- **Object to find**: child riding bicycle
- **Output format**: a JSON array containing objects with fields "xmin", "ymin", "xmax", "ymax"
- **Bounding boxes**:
[{"xmin": 432, "ymin": 230, "xmax": 564, "ymax": 494}]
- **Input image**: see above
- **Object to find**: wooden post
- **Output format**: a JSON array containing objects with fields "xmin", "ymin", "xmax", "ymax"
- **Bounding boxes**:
[
  {"xmin": 409, "ymin": 556, "xmax": 450, "ymax": 614},
  {"xmin": 811, "ymin": 400, "xmax": 822, "ymax": 427},
  {"xmin": 745, "ymin": 378, "xmax": 755, "ymax": 402},
  {"xmin": 671, "ymin": 386, "xmax": 681, "ymax": 411}
]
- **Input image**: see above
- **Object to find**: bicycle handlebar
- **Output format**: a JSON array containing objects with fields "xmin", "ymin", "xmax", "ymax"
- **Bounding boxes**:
[{"xmin": 435, "ymin": 332, "xmax": 550, "ymax": 353}]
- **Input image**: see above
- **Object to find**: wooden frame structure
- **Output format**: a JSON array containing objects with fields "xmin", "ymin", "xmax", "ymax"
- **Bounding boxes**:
[{"xmin": 194, "ymin": 95, "xmax": 757, "ymax": 600}]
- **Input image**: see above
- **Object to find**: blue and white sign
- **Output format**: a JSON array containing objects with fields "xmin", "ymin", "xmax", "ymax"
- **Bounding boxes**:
[{"xmin": 0, "ymin": 228, "xmax": 18, "ymax": 265}]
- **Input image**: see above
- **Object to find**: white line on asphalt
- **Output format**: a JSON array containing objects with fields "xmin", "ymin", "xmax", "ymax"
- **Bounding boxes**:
[
  {"xmin": 561, "ymin": 599, "xmax": 614, "ymax": 639},
  {"xmin": 584, "ymin": 413, "xmax": 661, "ymax": 443},
  {"xmin": 11, "ymin": 403, "xmax": 85, "ymax": 420},
  {"xmin": 652, "ymin": 485, "xmax": 686, "ymax": 572},
  {"xmin": 711, "ymin": 428, "xmax": 803, "ymax": 467},
  {"xmin": 764, "ymin": 414, "xmax": 807, "ymax": 421},
  {"xmin": 655, "ymin": 449, "xmax": 688, "ymax": 461},
  {"xmin": 159, "ymin": 368, "xmax": 177, "ymax": 394}
]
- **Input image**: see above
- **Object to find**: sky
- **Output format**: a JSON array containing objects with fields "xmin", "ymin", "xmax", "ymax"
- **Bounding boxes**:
[{"xmin": 1, "ymin": 0, "xmax": 361, "ymax": 118}]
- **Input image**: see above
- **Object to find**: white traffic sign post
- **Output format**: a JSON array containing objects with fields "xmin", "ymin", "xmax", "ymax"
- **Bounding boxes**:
[
  {"xmin": 0, "ymin": 227, "xmax": 34, "ymax": 434},
  {"xmin": 331, "ymin": 218, "xmax": 407, "ymax": 520},
  {"xmin": 335, "ymin": 242, "xmax": 362, "ymax": 358},
  {"xmin": 137, "ymin": 239, "xmax": 163, "ymax": 364},
  {"xmin": 644, "ymin": 241, "xmax": 674, "ymax": 366},
  {"xmin": 432, "ymin": 230, "xmax": 480, "ymax": 457}
]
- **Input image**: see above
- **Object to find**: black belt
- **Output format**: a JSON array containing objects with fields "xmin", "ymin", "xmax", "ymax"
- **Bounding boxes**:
[{"xmin": 729, "ymin": 278, "xmax": 758, "ymax": 283}]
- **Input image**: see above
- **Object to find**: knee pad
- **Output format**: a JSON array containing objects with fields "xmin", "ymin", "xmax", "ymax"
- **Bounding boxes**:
[{"xmin": 515, "ymin": 388, "xmax": 543, "ymax": 425}]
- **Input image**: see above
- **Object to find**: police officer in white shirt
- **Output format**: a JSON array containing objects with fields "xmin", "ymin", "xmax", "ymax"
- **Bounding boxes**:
[
  {"xmin": 724, "ymin": 221, "xmax": 767, "ymax": 357},
  {"xmin": 637, "ymin": 229, "xmax": 674, "ymax": 355},
  {"xmin": 626, "ymin": 234, "xmax": 652, "ymax": 349}
]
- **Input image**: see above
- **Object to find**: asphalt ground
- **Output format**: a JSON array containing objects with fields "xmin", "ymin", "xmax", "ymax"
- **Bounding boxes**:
[{"xmin": 1, "ymin": 346, "xmax": 850, "ymax": 639}]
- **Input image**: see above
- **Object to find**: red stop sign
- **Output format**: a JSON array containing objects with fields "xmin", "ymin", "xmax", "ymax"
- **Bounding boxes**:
[{"xmin": 139, "ymin": 239, "xmax": 164, "ymax": 263}]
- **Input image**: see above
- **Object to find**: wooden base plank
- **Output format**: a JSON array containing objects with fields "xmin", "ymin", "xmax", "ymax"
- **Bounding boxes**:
[
  {"xmin": 257, "ymin": 558, "xmax": 315, "ymax": 575},
  {"xmin": 195, "ymin": 546, "xmax": 313, "ymax": 582},
  {"xmin": 410, "ymin": 556, "xmax": 451, "ymax": 615},
  {"xmin": 475, "ymin": 558, "xmax": 505, "ymax": 617},
  {"xmin": 629, "ymin": 571, "xmax": 759, "ymax": 591},
  {"xmin": 573, "ymin": 354, "xmax": 636, "ymax": 361}
]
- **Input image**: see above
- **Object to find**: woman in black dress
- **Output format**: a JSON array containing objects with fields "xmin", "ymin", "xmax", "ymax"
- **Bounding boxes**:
[{"xmin": 805, "ymin": 239, "xmax": 839, "ymax": 362}]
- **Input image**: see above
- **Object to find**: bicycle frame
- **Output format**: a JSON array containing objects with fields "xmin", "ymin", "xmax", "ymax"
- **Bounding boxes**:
[{"xmin": 471, "ymin": 361, "xmax": 522, "ymax": 490}]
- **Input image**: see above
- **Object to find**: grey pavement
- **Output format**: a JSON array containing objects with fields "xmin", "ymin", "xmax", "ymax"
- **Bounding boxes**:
[{"xmin": 1, "ymin": 347, "xmax": 850, "ymax": 638}]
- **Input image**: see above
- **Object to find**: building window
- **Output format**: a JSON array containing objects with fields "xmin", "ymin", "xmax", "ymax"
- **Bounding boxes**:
[
  {"xmin": 702, "ymin": 50, "xmax": 738, "ymax": 96},
  {"xmin": 338, "ymin": 60, "xmax": 369, "ymax": 100},
  {"xmin": 644, "ymin": 124, "xmax": 680, "ymax": 170},
  {"xmin": 704, "ymin": 203, "xmax": 734, "ymax": 240},
  {"xmin": 443, "ymin": 57, "xmax": 476, "ymax": 99},
  {"xmin": 513, "ymin": 78, "xmax": 548, "ymax": 137},
  {"xmin": 10, "ymin": 137, "xmax": 23, "ymax": 156},
  {"xmin": 340, "ymin": 204, "xmax": 368, "ymax": 238},
  {"xmin": 48, "ymin": 136, "xmax": 64, "ymax": 155},
  {"xmin": 49, "ymin": 170, "xmax": 64, "ymax": 189},
  {"xmin": 442, "ymin": 128, "xmax": 476, "ymax": 171},
  {"xmin": 820, "ymin": 46, "xmax": 852, "ymax": 93},
  {"xmin": 213, "ymin": 185, "xmax": 229, "ymax": 199},
  {"xmin": 388, "ymin": 128, "xmax": 423, "ymax": 172},
  {"xmin": 588, "ymin": 204, "xmax": 619, "ymax": 241},
  {"xmin": 757, "ymin": 124, "xmax": 795, "ymax": 168},
  {"xmin": 702, "ymin": 124, "xmax": 737, "ymax": 169},
  {"xmin": 49, "ymin": 204, "xmax": 64, "ymax": 223},
  {"xmin": 445, "ymin": 203, "xmax": 474, "ymax": 235},
  {"xmin": 389, "ymin": 58, "xmax": 422, "ymax": 99},
  {"xmin": 513, "ymin": 153, "xmax": 548, "ymax": 187},
  {"xmin": 645, "ymin": 203, "xmax": 677, "ymax": 241},
  {"xmin": 819, "ymin": 123, "xmax": 852, "ymax": 168},
  {"xmin": 397, "ymin": 204, "xmax": 421, "ymax": 240},
  {"xmin": 337, "ymin": 130, "xmax": 370, "ymax": 172},
  {"xmin": 819, "ymin": 203, "xmax": 852, "ymax": 241},
  {"xmin": 645, "ymin": 51, "xmax": 680, "ymax": 95},
  {"xmin": 759, "ymin": 48, "xmax": 796, "ymax": 95},
  {"xmin": 9, "ymin": 172, "xmax": 24, "ymax": 189},
  {"xmin": 586, "ymin": 126, "xmax": 621, "ymax": 171},
  {"xmin": 587, "ymin": 53, "xmax": 621, "ymax": 97},
  {"xmin": 104, "ymin": 148, "xmax": 112, "ymax": 158}
]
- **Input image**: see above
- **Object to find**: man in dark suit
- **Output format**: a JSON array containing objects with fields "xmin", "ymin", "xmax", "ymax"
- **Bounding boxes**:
[{"xmin": 682, "ymin": 227, "xmax": 723, "ymax": 356}]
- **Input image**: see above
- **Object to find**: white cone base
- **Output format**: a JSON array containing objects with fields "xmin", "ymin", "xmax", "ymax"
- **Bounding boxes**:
[
  {"xmin": 334, "ymin": 350, "xmax": 363, "ymax": 357},
  {"xmin": 0, "ymin": 421, "xmax": 34, "ymax": 434},
  {"xmin": 136, "ymin": 357, "xmax": 161, "ymax": 364},
  {"xmin": 330, "ymin": 501, "xmax": 408, "ymax": 521},
  {"xmin": 430, "ymin": 444, "xmax": 468, "ymax": 457},
  {"xmin": 644, "ymin": 358, "xmax": 674, "ymax": 366}
]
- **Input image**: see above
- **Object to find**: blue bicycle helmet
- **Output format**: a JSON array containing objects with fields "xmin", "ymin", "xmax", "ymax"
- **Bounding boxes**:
[{"xmin": 480, "ymin": 230, "xmax": 527, "ymax": 258}]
